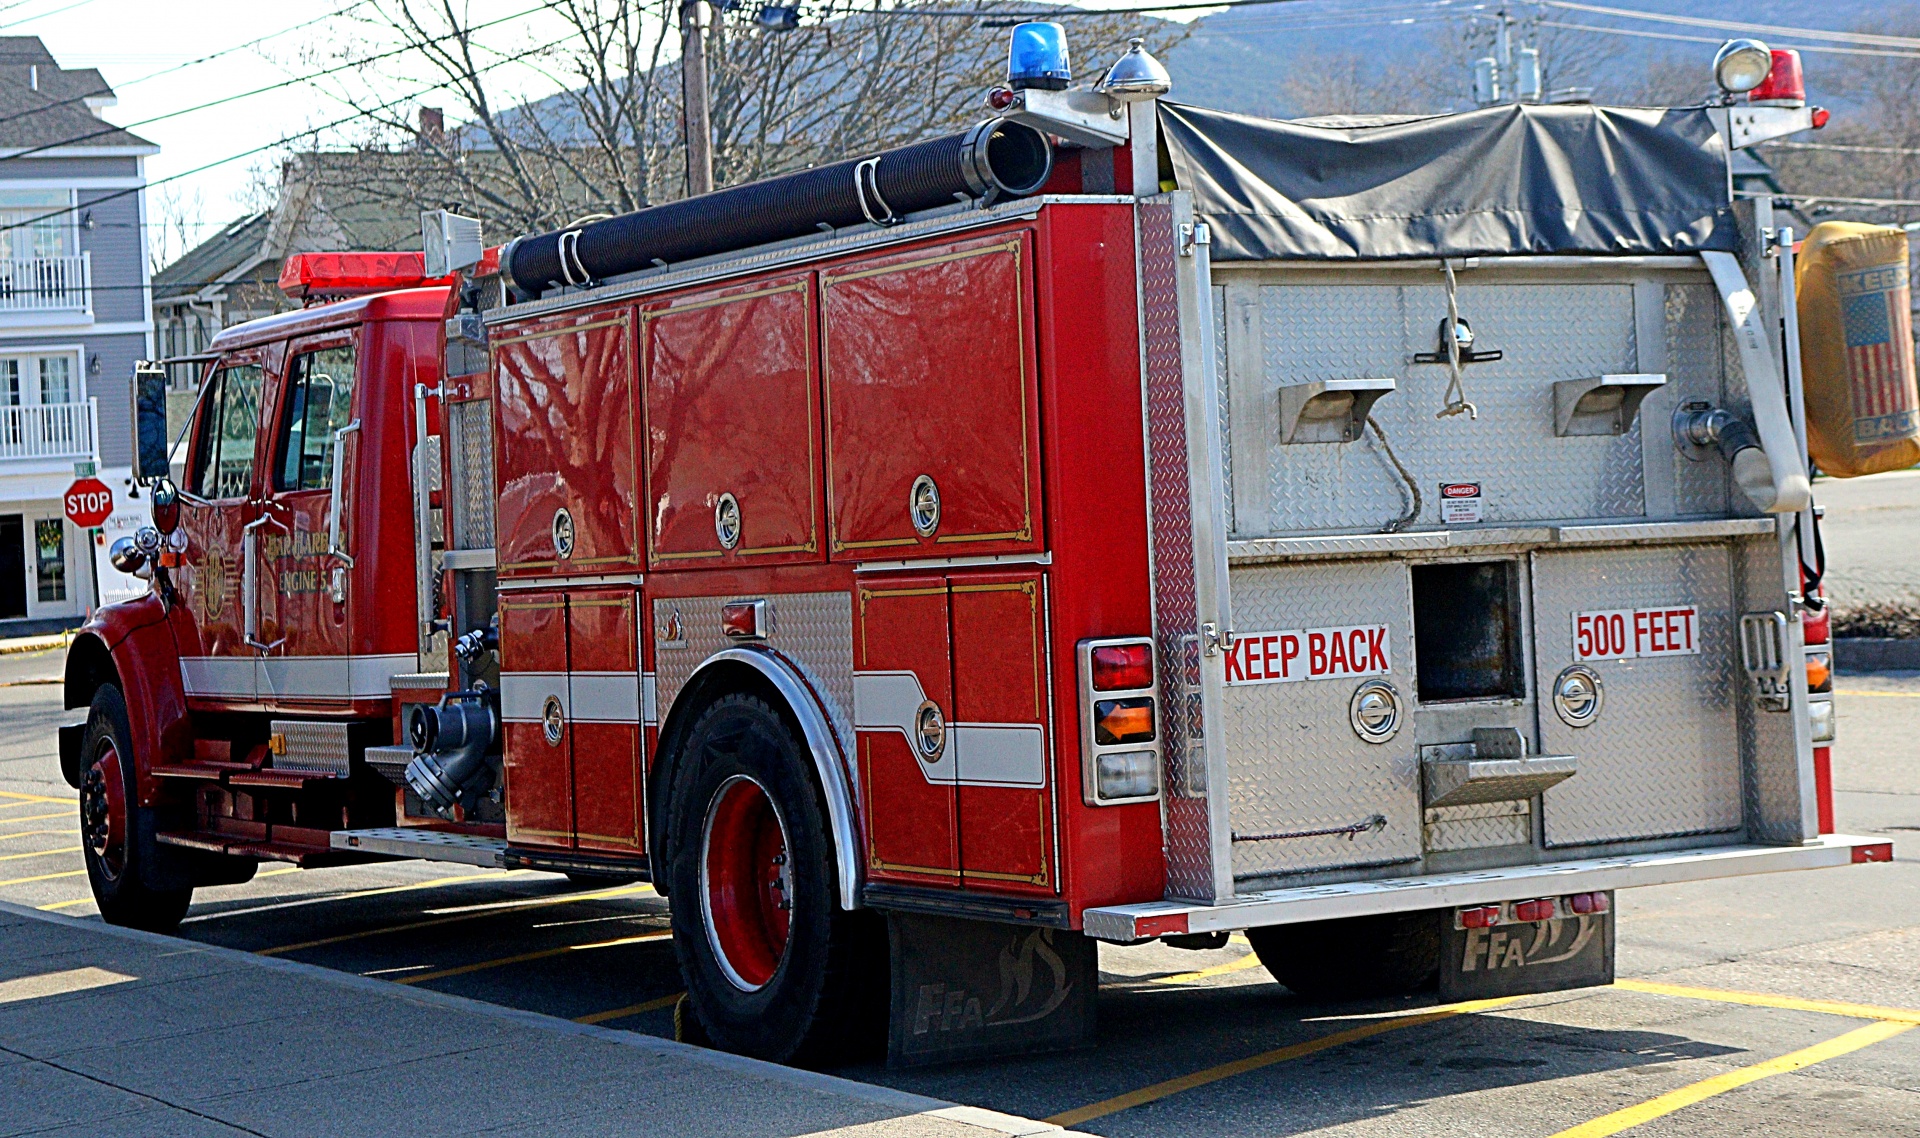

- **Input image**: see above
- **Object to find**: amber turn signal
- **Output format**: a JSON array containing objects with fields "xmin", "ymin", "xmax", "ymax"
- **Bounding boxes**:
[{"xmin": 1093, "ymin": 697, "xmax": 1155, "ymax": 745}]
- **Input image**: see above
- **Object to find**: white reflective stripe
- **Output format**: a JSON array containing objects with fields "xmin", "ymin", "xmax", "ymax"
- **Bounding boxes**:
[
  {"xmin": 852, "ymin": 671, "xmax": 1046, "ymax": 788},
  {"xmin": 180, "ymin": 657, "xmax": 253, "ymax": 697},
  {"xmin": 570, "ymin": 672, "xmax": 640, "ymax": 723},
  {"xmin": 500, "ymin": 672, "xmax": 568, "ymax": 722},
  {"xmin": 180, "ymin": 654, "xmax": 413, "ymax": 700},
  {"xmin": 642, "ymin": 673, "xmax": 657, "ymax": 725},
  {"xmin": 948, "ymin": 724, "xmax": 1046, "ymax": 787}
]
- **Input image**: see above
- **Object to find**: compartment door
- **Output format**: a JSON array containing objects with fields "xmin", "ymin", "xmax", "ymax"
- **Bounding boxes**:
[
  {"xmin": 854, "ymin": 578, "xmax": 959, "ymax": 886},
  {"xmin": 568, "ymin": 589, "xmax": 643, "ymax": 854},
  {"xmin": 1220, "ymin": 559, "xmax": 1423, "ymax": 877},
  {"xmin": 493, "ymin": 310, "xmax": 640, "ymax": 576},
  {"xmin": 500, "ymin": 591, "xmax": 573, "ymax": 847},
  {"xmin": 951, "ymin": 573, "xmax": 1054, "ymax": 893},
  {"xmin": 822, "ymin": 233, "xmax": 1042, "ymax": 560},
  {"xmin": 642, "ymin": 273, "xmax": 821, "ymax": 567},
  {"xmin": 1535, "ymin": 544, "xmax": 1741, "ymax": 846}
]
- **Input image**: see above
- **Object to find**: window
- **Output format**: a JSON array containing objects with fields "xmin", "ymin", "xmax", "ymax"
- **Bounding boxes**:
[
  {"xmin": 190, "ymin": 361, "xmax": 263, "ymax": 499},
  {"xmin": 0, "ymin": 359, "xmax": 17, "ymax": 406},
  {"xmin": 37, "ymin": 356, "xmax": 69, "ymax": 404},
  {"xmin": 0, "ymin": 353, "xmax": 78, "ymax": 405},
  {"xmin": 0, "ymin": 190, "xmax": 74, "ymax": 260},
  {"xmin": 34, "ymin": 518, "xmax": 63, "ymax": 602},
  {"xmin": 275, "ymin": 343, "xmax": 356, "ymax": 491}
]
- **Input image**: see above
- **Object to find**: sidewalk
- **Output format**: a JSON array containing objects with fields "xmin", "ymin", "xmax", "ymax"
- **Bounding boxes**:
[
  {"xmin": 0, "ymin": 902, "xmax": 1064, "ymax": 1138},
  {"xmin": 0, "ymin": 632, "xmax": 69, "ymax": 657}
]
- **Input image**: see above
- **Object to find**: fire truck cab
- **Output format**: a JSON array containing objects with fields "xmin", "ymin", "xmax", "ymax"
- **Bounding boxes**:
[{"xmin": 66, "ymin": 37, "xmax": 1898, "ymax": 1069}]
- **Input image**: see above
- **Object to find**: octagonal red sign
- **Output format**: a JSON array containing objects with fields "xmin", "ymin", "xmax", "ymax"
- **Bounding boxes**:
[{"xmin": 63, "ymin": 478, "xmax": 114, "ymax": 528}]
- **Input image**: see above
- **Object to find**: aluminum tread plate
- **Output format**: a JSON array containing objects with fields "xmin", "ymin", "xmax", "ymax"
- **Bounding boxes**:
[
  {"xmin": 1534, "ymin": 542, "xmax": 1743, "ymax": 846},
  {"xmin": 1223, "ymin": 559, "xmax": 1422, "ymax": 876},
  {"xmin": 330, "ymin": 827, "xmax": 508, "ymax": 867},
  {"xmin": 1081, "ymin": 834, "xmax": 1882, "ymax": 940}
]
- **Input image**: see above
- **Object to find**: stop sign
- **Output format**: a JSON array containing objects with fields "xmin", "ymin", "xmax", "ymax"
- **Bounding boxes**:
[{"xmin": 64, "ymin": 477, "xmax": 114, "ymax": 528}]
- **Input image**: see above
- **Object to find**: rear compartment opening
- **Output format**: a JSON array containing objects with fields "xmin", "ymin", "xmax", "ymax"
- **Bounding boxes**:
[{"xmin": 1412, "ymin": 561, "xmax": 1524, "ymax": 702}]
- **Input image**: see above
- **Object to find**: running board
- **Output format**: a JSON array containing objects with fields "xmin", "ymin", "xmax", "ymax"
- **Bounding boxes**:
[
  {"xmin": 331, "ymin": 826, "xmax": 509, "ymax": 867},
  {"xmin": 1082, "ymin": 834, "xmax": 1894, "ymax": 943}
]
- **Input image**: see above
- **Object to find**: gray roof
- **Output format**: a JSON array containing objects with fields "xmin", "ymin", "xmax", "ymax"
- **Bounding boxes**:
[
  {"xmin": 151, "ymin": 210, "xmax": 273, "ymax": 304},
  {"xmin": 0, "ymin": 36, "xmax": 154, "ymax": 151}
]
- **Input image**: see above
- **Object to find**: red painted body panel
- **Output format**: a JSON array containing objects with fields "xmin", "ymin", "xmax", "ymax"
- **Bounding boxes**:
[
  {"xmin": 951, "ymin": 571, "xmax": 1055, "ymax": 894},
  {"xmin": 500, "ymin": 592, "xmax": 572, "ymax": 847},
  {"xmin": 494, "ymin": 309, "xmax": 641, "ymax": 577},
  {"xmin": 569, "ymin": 588, "xmax": 644, "ymax": 854},
  {"xmin": 641, "ymin": 273, "xmax": 823, "ymax": 567},
  {"xmin": 855, "ymin": 575, "xmax": 959, "ymax": 886},
  {"xmin": 1814, "ymin": 745, "xmax": 1834, "ymax": 835},
  {"xmin": 821, "ymin": 232, "xmax": 1043, "ymax": 560},
  {"xmin": 71, "ymin": 595, "xmax": 193, "ymax": 806}
]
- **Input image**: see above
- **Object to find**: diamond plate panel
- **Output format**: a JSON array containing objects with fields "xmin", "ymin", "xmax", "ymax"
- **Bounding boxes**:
[
  {"xmin": 1665, "ymin": 284, "xmax": 1732, "ymax": 516},
  {"xmin": 1226, "ymin": 278, "xmax": 1646, "ymax": 537},
  {"xmin": 1223, "ymin": 560, "xmax": 1423, "ymax": 878},
  {"xmin": 1213, "ymin": 283, "xmax": 1232, "ymax": 534},
  {"xmin": 1140, "ymin": 203, "xmax": 1219, "ymax": 900},
  {"xmin": 270, "ymin": 719, "xmax": 350, "ymax": 777},
  {"xmin": 447, "ymin": 399, "xmax": 497, "ymax": 550},
  {"xmin": 651, "ymin": 591, "xmax": 857, "ymax": 798},
  {"xmin": 1535, "ymin": 543, "xmax": 1743, "ymax": 846},
  {"xmin": 1424, "ymin": 801, "xmax": 1531, "ymax": 852}
]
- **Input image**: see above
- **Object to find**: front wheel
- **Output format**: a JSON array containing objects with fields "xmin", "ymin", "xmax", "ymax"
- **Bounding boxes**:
[
  {"xmin": 665, "ymin": 694, "xmax": 883, "ymax": 1065},
  {"xmin": 79, "ymin": 685, "xmax": 192, "ymax": 932}
]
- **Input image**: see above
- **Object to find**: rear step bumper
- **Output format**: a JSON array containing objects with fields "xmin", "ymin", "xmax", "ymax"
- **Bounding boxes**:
[
  {"xmin": 1081, "ymin": 834, "xmax": 1894, "ymax": 943},
  {"xmin": 331, "ymin": 826, "xmax": 508, "ymax": 867}
]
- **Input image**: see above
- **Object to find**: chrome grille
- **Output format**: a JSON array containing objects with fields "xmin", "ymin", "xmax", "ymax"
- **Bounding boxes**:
[{"xmin": 447, "ymin": 399, "xmax": 496, "ymax": 550}]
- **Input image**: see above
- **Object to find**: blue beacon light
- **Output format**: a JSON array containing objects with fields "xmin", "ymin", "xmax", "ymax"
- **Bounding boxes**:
[{"xmin": 1007, "ymin": 22, "xmax": 1071, "ymax": 91}]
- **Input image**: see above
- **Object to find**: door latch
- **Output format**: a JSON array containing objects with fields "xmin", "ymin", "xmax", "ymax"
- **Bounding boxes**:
[{"xmin": 1739, "ymin": 611, "xmax": 1792, "ymax": 712}]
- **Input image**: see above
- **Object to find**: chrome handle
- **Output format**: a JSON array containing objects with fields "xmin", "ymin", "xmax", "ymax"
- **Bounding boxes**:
[
  {"xmin": 327, "ymin": 419, "xmax": 360, "ymax": 568},
  {"xmin": 242, "ymin": 513, "xmax": 286, "ymax": 652}
]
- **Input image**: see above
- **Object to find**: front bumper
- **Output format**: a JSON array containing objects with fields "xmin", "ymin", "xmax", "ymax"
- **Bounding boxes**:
[{"xmin": 1081, "ymin": 833, "xmax": 1893, "ymax": 942}]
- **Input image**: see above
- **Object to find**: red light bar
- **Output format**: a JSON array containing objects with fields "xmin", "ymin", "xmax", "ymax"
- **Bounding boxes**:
[
  {"xmin": 1460, "ymin": 906, "xmax": 1500, "ymax": 929},
  {"xmin": 1090, "ymin": 643, "xmax": 1153, "ymax": 691},
  {"xmin": 1748, "ymin": 48, "xmax": 1805, "ymax": 107},
  {"xmin": 1512, "ymin": 899, "xmax": 1556, "ymax": 923},
  {"xmin": 1568, "ymin": 891, "xmax": 1610, "ymax": 915},
  {"xmin": 277, "ymin": 245, "xmax": 503, "ymax": 300}
]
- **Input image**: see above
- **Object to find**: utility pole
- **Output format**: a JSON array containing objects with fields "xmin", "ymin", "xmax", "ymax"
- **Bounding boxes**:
[{"xmin": 680, "ymin": 0, "xmax": 714, "ymax": 197}]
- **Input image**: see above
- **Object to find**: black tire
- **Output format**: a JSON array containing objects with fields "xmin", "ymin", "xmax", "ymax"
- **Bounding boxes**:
[
  {"xmin": 1246, "ymin": 910, "xmax": 1441, "ymax": 1001},
  {"xmin": 664, "ymin": 694, "xmax": 885, "ymax": 1066},
  {"xmin": 78, "ymin": 685, "xmax": 193, "ymax": 933}
]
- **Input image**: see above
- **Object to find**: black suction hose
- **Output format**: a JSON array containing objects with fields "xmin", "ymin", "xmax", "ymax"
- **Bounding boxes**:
[{"xmin": 502, "ymin": 119, "xmax": 1053, "ymax": 297}]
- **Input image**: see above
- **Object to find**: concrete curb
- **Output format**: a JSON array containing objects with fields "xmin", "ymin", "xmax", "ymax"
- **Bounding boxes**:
[
  {"xmin": 1834, "ymin": 638, "xmax": 1920, "ymax": 673},
  {"xmin": 0, "ymin": 633, "xmax": 69, "ymax": 656},
  {"xmin": 0, "ymin": 899, "xmax": 1068, "ymax": 1137}
]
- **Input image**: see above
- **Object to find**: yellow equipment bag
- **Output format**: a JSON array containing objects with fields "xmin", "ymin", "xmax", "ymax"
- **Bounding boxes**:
[{"xmin": 1796, "ymin": 221, "xmax": 1920, "ymax": 477}]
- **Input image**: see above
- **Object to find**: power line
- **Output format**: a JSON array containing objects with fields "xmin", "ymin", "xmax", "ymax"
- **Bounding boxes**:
[
  {"xmin": 1536, "ymin": 20, "xmax": 1920, "ymax": 61},
  {"xmin": 0, "ymin": 0, "xmax": 102, "ymax": 31},
  {"xmin": 1536, "ymin": 0, "xmax": 1920, "ymax": 51},
  {"xmin": 1763, "ymin": 140, "xmax": 1920, "ymax": 157},
  {"xmin": 0, "ymin": 0, "xmax": 564, "ymax": 165}
]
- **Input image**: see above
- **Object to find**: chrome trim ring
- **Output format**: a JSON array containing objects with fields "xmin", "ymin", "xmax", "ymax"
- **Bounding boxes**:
[
  {"xmin": 542, "ymin": 695, "xmax": 565, "ymax": 745},
  {"xmin": 914, "ymin": 700, "xmax": 946, "ymax": 762},
  {"xmin": 1552, "ymin": 665, "xmax": 1604, "ymax": 728},
  {"xmin": 909, "ymin": 474, "xmax": 940, "ymax": 537},
  {"xmin": 1348, "ymin": 679, "xmax": 1402, "ymax": 744},
  {"xmin": 715, "ymin": 492, "xmax": 742, "ymax": 550},
  {"xmin": 698, "ymin": 773, "xmax": 793, "ymax": 993},
  {"xmin": 551, "ymin": 508, "xmax": 575, "ymax": 559}
]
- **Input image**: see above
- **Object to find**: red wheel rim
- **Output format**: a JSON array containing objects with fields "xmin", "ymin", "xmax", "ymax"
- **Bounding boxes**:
[
  {"xmin": 699, "ymin": 775, "xmax": 793, "ymax": 991},
  {"xmin": 80, "ymin": 741, "xmax": 127, "ymax": 880}
]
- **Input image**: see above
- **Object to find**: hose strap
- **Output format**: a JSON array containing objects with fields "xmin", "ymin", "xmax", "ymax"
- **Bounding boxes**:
[
  {"xmin": 556, "ymin": 229, "xmax": 589, "ymax": 288},
  {"xmin": 853, "ymin": 157, "xmax": 895, "ymax": 227}
]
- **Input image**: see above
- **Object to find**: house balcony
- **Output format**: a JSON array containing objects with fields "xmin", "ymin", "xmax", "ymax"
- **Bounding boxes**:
[
  {"xmin": 0, "ymin": 253, "xmax": 90, "ymax": 316},
  {"xmin": 0, "ymin": 399, "xmax": 96, "ymax": 462}
]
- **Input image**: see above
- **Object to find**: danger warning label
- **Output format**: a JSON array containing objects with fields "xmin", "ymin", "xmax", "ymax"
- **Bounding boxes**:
[{"xmin": 1224, "ymin": 624, "xmax": 1391, "ymax": 686}]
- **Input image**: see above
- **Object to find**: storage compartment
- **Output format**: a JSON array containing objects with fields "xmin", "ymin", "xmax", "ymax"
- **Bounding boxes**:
[{"xmin": 1412, "ymin": 561, "xmax": 1524, "ymax": 702}]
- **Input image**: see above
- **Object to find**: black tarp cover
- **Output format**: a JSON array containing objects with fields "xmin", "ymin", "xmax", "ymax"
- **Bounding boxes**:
[{"xmin": 1157, "ymin": 101, "xmax": 1736, "ymax": 262}]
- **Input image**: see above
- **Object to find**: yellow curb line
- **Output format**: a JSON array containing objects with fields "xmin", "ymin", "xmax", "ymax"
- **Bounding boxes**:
[
  {"xmin": 573, "ymin": 991, "xmax": 685, "ymax": 1024},
  {"xmin": 393, "ymin": 929, "xmax": 673, "ymax": 986},
  {"xmin": 256, "ymin": 882, "xmax": 653, "ymax": 956},
  {"xmin": 1615, "ymin": 979, "xmax": 1920, "ymax": 1026}
]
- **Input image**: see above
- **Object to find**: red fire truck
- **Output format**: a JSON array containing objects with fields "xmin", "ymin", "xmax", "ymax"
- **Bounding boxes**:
[{"xmin": 67, "ymin": 36, "xmax": 1897, "ymax": 1067}]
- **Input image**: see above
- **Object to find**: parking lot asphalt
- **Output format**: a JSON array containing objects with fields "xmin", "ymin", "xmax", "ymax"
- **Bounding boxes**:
[{"xmin": 1, "ymin": 650, "xmax": 1916, "ymax": 1137}]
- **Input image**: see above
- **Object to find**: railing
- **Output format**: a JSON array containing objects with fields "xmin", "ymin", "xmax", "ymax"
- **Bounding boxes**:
[
  {"xmin": 0, "ymin": 398, "xmax": 96, "ymax": 460},
  {"xmin": 0, "ymin": 253, "xmax": 90, "ymax": 313}
]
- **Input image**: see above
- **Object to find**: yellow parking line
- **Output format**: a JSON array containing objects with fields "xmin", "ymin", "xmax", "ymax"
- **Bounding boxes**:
[
  {"xmin": 1150, "ymin": 952, "xmax": 1267, "ymax": 985},
  {"xmin": 0, "ymin": 846, "xmax": 79, "ymax": 862},
  {"xmin": 1547, "ymin": 1020, "xmax": 1915, "ymax": 1138},
  {"xmin": 393, "ymin": 929, "xmax": 673, "ymax": 986},
  {"xmin": 0, "ymin": 830, "xmax": 67, "ymax": 842},
  {"xmin": 1045, "ymin": 996, "xmax": 1522, "ymax": 1127},
  {"xmin": 0, "ymin": 869, "xmax": 86, "ymax": 887},
  {"xmin": 37, "ymin": 897, "xmax": 94, "ymax": 911},
  {"xmin": 256, "ymin": 882, "xmax": 654, "ymax": 956},
  {"xmin": 573, "ymin": 991, "xmax": 684, "ymax": 1024},
  {"xmin": 1617, "ymin": 979, "xmax": 1920, "ymax": 1025},
  {"xmin": 0, "ymin": 811, "xmax": 76, "ymax": 825},
  {"xmin": 182, "ymin": 871, "xmax": 521, "ymax": 924},
  {"xmin": 0, "ymin": 792, "xmax": 72, "ymax": 805}
]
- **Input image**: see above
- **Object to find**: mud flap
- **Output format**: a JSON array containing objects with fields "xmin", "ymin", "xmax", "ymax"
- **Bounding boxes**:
[
  {"xmin": 1439, "ymin": 899, "xmax": 1614, "ymax": 1001},
  {"xmin": 886, "ymin": 912, "xmax": 1097, "ymax": 1068}
]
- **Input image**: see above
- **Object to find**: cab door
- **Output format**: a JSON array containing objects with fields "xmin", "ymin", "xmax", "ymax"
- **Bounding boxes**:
[
  {"xmin": 256, "ymin": 332, "xmax": 359, "ymax": 706},
  {"xmin": 175, "ymin": 351, "xmax": 270, "ymax": 705}
]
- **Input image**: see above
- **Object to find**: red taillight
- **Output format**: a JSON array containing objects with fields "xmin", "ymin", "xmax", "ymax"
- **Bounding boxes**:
[
  {"xmin": 1803, "ymin": 606, "xmax": 1830, "ymax": 646},
  {"xmin": 1091, "ymin": 643, "xmax": 1153, "ymax": 691},
  {"xmin": 1810, "ymin": 106, "xmax": 1830, "ymax": 129},
  {"xmin": 1568, "ymin": 892, "xmax": 1609, "ymax": 915},
  {"xmin": 721, "ymin": 600, "xmax": 764, "ymax": 639},
  {"xmin": 986, "ymin": 85, "xmax": 1017, "ymax": 111},
  {"xmin": 1748, "ymin": 48, "xmax": 1805, "ymax": 107},
  {"xmin": 1460, "ymin": 906, "xmax": 1501, "ymax": 929},
  {"xmin": 1512, "ymin": 899, "xmax": 1556, "ymax": 922},
  {"xmin": 1094, "ymin": 697, "xmax": 1155, "ymax": 745}
]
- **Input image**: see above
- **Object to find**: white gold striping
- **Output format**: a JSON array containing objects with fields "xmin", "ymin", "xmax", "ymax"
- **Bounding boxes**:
[
  {"xmin": 500, "ymin": 672, "xmax": 569, "ymax": 722},
  {"xmin": 851, "ymin": 671, "xmax": 1046, "ymax": 788},
  {"xmin": 180, "ymin": 655, "xmax": 414, "ymax": 700},
  {"xmin": 570, "ymin": 672, "xmax": 641, "ymax": 722}
]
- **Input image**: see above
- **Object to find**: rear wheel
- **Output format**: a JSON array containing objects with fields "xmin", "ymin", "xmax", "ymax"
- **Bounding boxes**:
[
  {"xmin": 79, "ymin": 685, "xmax": 192, "ymax": 932},
  {"xmin": 1246, "ymin": 910, "xmax": 1441, "ymax": 1001},
  {"xmin": 665, "ymin": 694, "xmax": 883, "ymax": 1066}
]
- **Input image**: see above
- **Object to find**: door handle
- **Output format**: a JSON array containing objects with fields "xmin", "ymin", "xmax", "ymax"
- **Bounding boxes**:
[
  {"xmin": 326, "ymin": 419, "xmax": 361, "ymax": 604},
  {"xmin": 242, "ymin": 513, "xmax": 286, "ymax": 652}
]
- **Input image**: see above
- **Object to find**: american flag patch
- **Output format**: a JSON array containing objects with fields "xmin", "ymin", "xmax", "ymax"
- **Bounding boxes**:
[{"xmin": 1836, "ymin": 263, "xmax": 1920, "ymax": 445}]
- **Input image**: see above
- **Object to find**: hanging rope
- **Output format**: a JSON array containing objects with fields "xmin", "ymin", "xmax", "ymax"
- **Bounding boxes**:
[
  {"xmin": 1367, "ymin": 415, "xmax": 1422, "ymax": 533},
  {"xmin": 1436, "ymin": 260, "xmax": 1478, "ymax": 421}
]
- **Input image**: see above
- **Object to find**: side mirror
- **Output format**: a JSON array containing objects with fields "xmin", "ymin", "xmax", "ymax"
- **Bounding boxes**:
[
  {"xmin": 150, "ymin": 478, "xmax": 180, "ymax": 535},
  {"xmin": 132, "ymin": 361, "xmax": 170, "ymax": 482}
]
